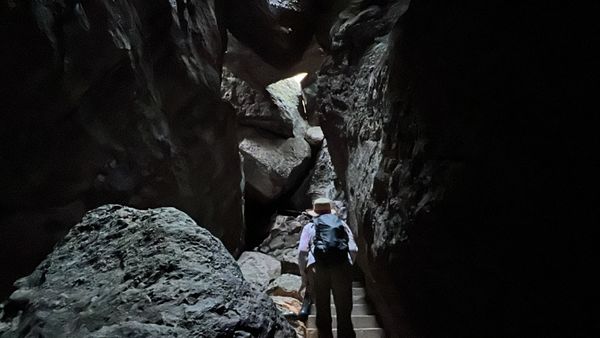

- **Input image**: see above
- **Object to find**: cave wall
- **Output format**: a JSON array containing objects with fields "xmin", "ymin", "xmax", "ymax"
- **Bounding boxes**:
[
  {"xmin": 318, "ymin": 1, "xmax": 590, "ymax": 336},
  {"xmin": 0, "ymin": 0, "xmax": 244, "ymax": 299}
]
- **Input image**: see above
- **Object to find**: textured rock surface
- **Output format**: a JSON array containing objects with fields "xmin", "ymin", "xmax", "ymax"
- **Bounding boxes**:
[
  {"xmin": 0, "ymin": 205, "xmax": 293, "ymax": 337},
  {"xmin": 223, "ymin": 0, "xmax": 317, "ymax": 69},
  {"xmin": 289, "ymin": 141, "xmax": 341, "ymax": 209},
  {"xmin": 266, "ymin": 77, "xmax": 309, "ymax": 138},
  {"xmin": 224, "ymin": 33, "xmax": 326, "ymax": 90},
  {"xmin": 222, "ymin": 69, "xmax": 307, "ymax": 138},
  {"xmin": 270, "ymin": 296, "xmax": 302, "ymax": 314},
  {"xmin": 267, "ymin": 274, "xmax": 303, "ymax": 300},
  {"xmin": 241, "ymin": 213, "xmax": 309, "ymax": 337},
  {"xmin": 239, "ymin": 128, "xmax": 312, "ymax": 203},
  {"xmin": 304, "ymin": 126, "xmax": 324, "ymax": 146},
  {"xmin": 317, "ymin": 0, "xmax": 589, "ymax": 337},
  {"xmin": 0, "ymin": 0, "xmax": 244, "ymax": 299},
  {"xmin": 237, "ymin": 251, "xmax": 282, "ymax": 292},
  {"xmin": 270, "ymin": 296, "xmax": 306, "ymax": 338},
  {"xmin": 222, "ymin": 68, "xmax": 292, "ymax": 137},
  {"xmin": 258, "ymin": 215, "xmax": 306, "ymax": 274}
]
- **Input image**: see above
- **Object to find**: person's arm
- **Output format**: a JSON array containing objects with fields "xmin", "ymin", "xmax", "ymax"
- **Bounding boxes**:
[
  {"xmin": 298, "ymin": 251, "xmax": 309, "ymax": 288},
  {"xmin": 343, "ymin": 221, "xmax": 358, "ymax": 264},
  {"xmin": 298, "ymin": 223, "xmax": 312, "ymax": 290}
]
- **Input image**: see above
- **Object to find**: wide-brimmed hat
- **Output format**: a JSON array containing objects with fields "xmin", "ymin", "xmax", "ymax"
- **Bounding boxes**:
[{"xmin": 306, "ymin": 198, "xmax": 334, "ymax": 217}]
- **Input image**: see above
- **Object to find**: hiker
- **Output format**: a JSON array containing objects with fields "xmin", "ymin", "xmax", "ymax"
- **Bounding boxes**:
[{"xmin": 298, "ymin": 198, "xmax": 358, "ymax": 338}]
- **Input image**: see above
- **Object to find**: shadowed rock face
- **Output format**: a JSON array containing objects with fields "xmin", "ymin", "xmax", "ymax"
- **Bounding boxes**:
[
  {"xmin": 318, "ymin": 1, "xmax": 589, "ymax": 336},
  {"xmin": 239, "ymin": 127, "xmax": 312, "ymax": 204},
  {"xmin": 0, "ymin": 0, "xmax": 243, "ymax": 299},
  {"xmin": 0, "ymin": 205, "xmax": 294, "ymax": 337},
  {"xmin": 223, "ymin": 0, "xmax": 318, "ymax": 69},
  {"xmin": 221, "ymin": 69, "xmax": 308, "ymax": 138}
]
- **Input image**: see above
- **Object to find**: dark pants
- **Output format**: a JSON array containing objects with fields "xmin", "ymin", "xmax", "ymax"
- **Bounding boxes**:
[{"xmin": 313, "ymin": 261, "xmax": 355, "ymax": 338}]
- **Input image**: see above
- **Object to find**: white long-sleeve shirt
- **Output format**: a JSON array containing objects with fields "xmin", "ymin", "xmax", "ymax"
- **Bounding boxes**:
[{"xmin": 298, "ymin": 219, "xmax": 358, "ymax": 266}]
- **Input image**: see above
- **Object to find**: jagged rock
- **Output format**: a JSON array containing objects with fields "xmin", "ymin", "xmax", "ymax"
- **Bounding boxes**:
[
  {"xmin": 0, "ymin": 205, "xmax": 293, "ymax": 337},
  {"xmin": 258, "ymin": 215, "xmax": 305, "ymax": 274},
  {"xmin": 279, "ymin": 248, "xmax": 302, "ymax": 275},
  {"xmin": 270, "ymin": 296, "xmax": 306, "ymax": 338},
  {"xmin": 237, "ymin": 251, "xmax": 282, "ymax": 292},
  {"xmin": 330, "ymin": 5, "xmax": 386, "ymax": 52},
  {"xmin": 266, "ymin": 76, "xmax": 309, "ymax": 138},
  {"xmin": 267, "ymin": 274, "xmax": 303, "ymax": 300},
  {"xmin": 304, "ymin": 126, "xmax": 325, "ymax": 146},
  {"xmin": 289, "ymin": 141, "xmax": 340, "ymax": 209},
  {"xmin": 268, "ymin": 0, "xmax": 305, "ymax": 12},
  {"xmin": 302, "ymin": 81, "xmax": 321, "ymax": 125},
  {"xmin": 239, "ymin": 128, "xmax": 312, "ymax": 203},
  {"xmin": 270, "ymin": 295, "xmax": 302, "ymax": 316},
  {"xmin": 307, "ymin": 141, "xmax": 339, "ymax": 201},
  {"xmin": 0, "ymin": 0, "xmax": 244, "ymax": 299},
  {"xmin": 331, "ymin": 200, "xmax": 348, "ymax": 222}
]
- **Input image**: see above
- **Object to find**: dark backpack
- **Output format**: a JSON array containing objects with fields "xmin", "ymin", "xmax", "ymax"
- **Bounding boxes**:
[{"xmin": 312, "ymin": 214, "xmax": 349, "ymax": 266}]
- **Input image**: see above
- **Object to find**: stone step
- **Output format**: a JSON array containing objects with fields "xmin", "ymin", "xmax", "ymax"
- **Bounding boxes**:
[
  {"xmin": 307, "ymin": 315, "xmax": 378, "ymax": 328},
  {"xmin": 331, "ymin": 294, "xmax": 366, "ymax": 304},
  {"xmin": 310, "ymin": 303, "xmax": 374, "ymax": 315},
  {"xmin": 353, "ymin": 281, "xmax": 363, "ymax": 287},
  {"xmin": 352, "ymin": 287, "xmax": 365, "ymax": 297},
  {"xmin": 306, "ymin": 328, "xmax": 385, "ymax": 338}
]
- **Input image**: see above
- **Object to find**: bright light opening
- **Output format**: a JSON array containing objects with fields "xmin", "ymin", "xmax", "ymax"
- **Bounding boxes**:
[{"xmin": 291, "ymin": 72, "xmax": 308, "ymax": 84}]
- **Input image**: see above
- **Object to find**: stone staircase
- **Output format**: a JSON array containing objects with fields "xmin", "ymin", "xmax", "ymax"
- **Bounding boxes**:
[{"xmin": 306, "ymin": 281, "xmax": 385, "ymax": 337}]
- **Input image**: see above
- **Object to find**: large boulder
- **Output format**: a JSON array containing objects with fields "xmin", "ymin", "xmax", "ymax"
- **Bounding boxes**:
[
  {"xmin": 224, "ymin": 33, "xmax": 326, "ymax": 89},
  {"xmin": 267, "ymin": 274, "xmax": 303, "ymax": 300},
  {"xmin": 222, "ymin": 68, "xmax": 292, "ymax": 137},
  {"xmin": 0, "ymin": 205, "xmax": 293, "ymax": 337},
  {"xmin": 222, "ymin": 69, "xmax": 308, "ymax": 138},
  {"xmin": 237, "ymin": 251, "xmax": 282, "ymax": 292},
  {"xmin": 266, "ymin": 76, "xmax": 309, "ymax": 138},
  {"xmin": 239, "ymin": 128, "xmax": 312, "ymax": 203},
  {"xmin": 0, "ymin": 0, "xmax": 244, "ymax": 299}
]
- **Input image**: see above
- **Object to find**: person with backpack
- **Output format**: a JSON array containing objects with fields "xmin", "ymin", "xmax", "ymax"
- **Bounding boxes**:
[{"xmin": 298, "ymin": 198, "xmax": 358, "ymax": 338}]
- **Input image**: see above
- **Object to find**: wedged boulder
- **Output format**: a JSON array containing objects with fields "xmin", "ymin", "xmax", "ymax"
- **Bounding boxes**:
[
  {"xmin": 267, "ymin": 274, "xmax": 303, "ymax": 300},
  {"xmin": 266, "ymin": 76, "xmax": 309, "ymax": 138},
  {"xmin": 304, "ymin": 126, "xmax": 325, "ymax": 146},
  {"xmin": 237, "ymin": 251, "xmax": 282, "ymax": 292},
  {"xmin": 222, "ymin": 69, "xmax": 306, "ymax": 138},
  {"xmin": 0, "ymin": 205, "xmax": 293, "ymax": 337},
  {"xmin": 224, "ymin": 32, "xmax": 326, "ymax": 89},
  {"xmin": 239, "ymin": 128, "xmax": 312, "ymax": 203}
]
